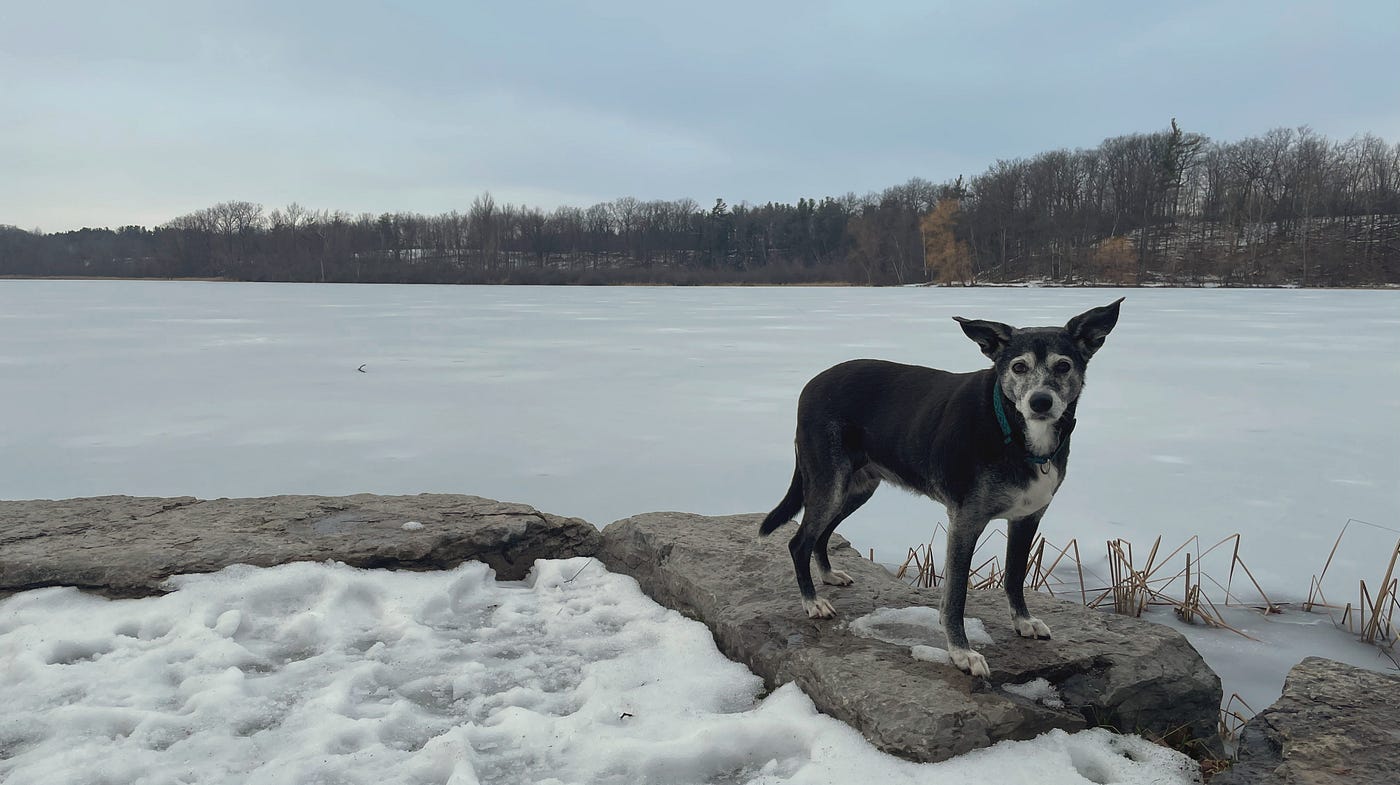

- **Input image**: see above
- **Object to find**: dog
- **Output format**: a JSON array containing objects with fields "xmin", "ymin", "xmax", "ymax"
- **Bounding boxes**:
[{"xmin": 759, "ymin": 299, "xmax": 1122, "ymax": 677}]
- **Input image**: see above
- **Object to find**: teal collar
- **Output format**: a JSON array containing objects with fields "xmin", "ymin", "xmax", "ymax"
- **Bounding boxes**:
[
  {"xmin": 993, "ymin": 383, "xmax": 1074, "ymax": 466},
  {"xmin": 992, "ymin": 381, "xmax": 1015, "ymax": 447}
]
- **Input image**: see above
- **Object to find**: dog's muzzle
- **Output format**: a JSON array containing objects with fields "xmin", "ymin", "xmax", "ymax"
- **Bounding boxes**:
[{"xmin": 1028, "ymin": 391, "xmax": 1055, "ymax": 417}]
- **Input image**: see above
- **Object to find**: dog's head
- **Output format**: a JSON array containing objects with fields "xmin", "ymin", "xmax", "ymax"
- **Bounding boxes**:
[{"xmin": 954, "ymin": 298, "xmax": 1122, "ymax": 423}]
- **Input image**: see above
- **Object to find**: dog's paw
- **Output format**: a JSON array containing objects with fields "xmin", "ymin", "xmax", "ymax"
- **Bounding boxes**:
[
  {"xmin": 949, "ymin": 647, "xmax": 990, "ymax": 678},
  {"xmin": 821, "ymin": 569, "xmax": 855, "ymax": 587},
  {"xmin": 1013, "ymin": 616, "xmax": 1052, "ymax": 640},
  {"xmin": 803, "ymin": 597, "xmax": 837, "ymax": 619}
]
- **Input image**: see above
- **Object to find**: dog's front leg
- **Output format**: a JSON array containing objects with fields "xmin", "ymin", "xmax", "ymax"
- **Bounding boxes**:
[
  {"xmin": 1005, "ymin": 513, "xmax": 1052, "ymax": 640},
  {"xmin": 940, "ymin": 510, "xmax": 992, "ymax": 677}
]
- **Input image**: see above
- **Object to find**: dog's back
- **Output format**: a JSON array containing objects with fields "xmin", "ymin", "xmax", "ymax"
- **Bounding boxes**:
[{"xmin": 795, "ymin": 359, "xmax": 996, "ymax": 499}]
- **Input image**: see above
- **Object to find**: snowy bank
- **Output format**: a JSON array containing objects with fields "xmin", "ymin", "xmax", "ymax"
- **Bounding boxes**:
[
  {"xmin": 2, "ymin": 492, "xmax": 1222, "ymax": 769},
  {"xmin": 18, "ymin": 494, "xmax": 1397, "ymax": 780},
  {"xmin": 0, "ymin": 558, "xmax": 1205, "ymax": 785}
]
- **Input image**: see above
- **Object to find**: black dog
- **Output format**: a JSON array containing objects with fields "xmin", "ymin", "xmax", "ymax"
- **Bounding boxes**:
[{"xmin": 760, "ymin": 299, "xmax": 1122, "ymax": 676}]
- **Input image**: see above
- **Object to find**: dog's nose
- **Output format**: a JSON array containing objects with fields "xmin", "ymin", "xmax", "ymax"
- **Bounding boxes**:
[{"xmin": 1029, "ymin": 392, "xmax": 1054, "ymax": 413}]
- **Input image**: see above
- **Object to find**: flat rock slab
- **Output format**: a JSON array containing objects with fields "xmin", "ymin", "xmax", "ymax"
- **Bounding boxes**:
[
  {"xmin": 0, "ymin": 494, "xmax": 601, "ymax": 598},
  {"xmin": 1216, "ymin": 656, "xmax": 1400, "ymax": 785},
  {"xmin": 599, "ymin": 512, "xmax": 1221, "ymax": 763}
]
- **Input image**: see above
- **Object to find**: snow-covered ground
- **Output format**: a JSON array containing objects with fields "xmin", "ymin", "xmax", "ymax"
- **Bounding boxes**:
[
  {"xmin": 1, "ymin": 280, "xmax": 1397, "ymax": 739},
  {"xmin": 0, "ymin": 558, "xmax": 1200, "ymax": 785}
]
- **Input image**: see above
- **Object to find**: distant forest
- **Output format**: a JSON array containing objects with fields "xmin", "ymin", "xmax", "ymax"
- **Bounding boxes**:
[{"xmin": 4, "ymin": 123, "xmax": 1399, "ymax": 287}]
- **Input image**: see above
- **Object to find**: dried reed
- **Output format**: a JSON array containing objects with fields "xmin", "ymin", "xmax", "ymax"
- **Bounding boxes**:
[
  {"xmin": 1303, "ymin": 518, "xmax": 1400, "ymax": 653},
  {"xmin": 895, "ymin": 525, "xmax": 1272, "ymax": 639},
  {"xmin": 1218, "ymin": 693, "xmax": 1256, "ymax": 745},
  {"xmin": 890, "ymin": 516, "xmax": 1400, "ymax": 743}
]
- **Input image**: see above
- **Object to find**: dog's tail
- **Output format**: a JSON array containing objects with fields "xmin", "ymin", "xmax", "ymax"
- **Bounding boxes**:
[{"xmin": 759, "ymin": 465, "xmax": 804, "ymax": 536}]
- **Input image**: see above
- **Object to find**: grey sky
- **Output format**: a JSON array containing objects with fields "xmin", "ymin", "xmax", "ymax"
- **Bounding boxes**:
[{"xmin": 4, "ymin": 0, "xmax": 1398, "ymax": 231}]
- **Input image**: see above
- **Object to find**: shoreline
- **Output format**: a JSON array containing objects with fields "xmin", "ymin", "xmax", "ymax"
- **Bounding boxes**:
[{"xmin": 2, "ymin": 275, "xmax": 1397, "ymax": 290}]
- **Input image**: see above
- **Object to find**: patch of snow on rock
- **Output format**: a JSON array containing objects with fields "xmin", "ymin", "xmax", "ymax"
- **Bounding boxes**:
[
  {"xmin": 849, "ymin": 605, "xmax": 994, "ymax": 647},
  {"xmin": 910, "ymin": 645, "xmax": 951, "ymax": 664},
  {"xmin": 1004, "ymin": 677, "xmax": 1066, "ymax": 709}
]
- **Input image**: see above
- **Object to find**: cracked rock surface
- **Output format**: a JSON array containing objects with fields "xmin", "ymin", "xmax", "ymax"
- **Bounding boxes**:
[
  {"xmin": 0, "ymin": 494, "xmax": 600, "ymax": 598},
  {"xmin": 1215, "ymin": 656, "xmax": 1400, "ymax": 785},
  {"xmin": 597, "ymin": 511, "xmax": 1222, "ymax": 763}
]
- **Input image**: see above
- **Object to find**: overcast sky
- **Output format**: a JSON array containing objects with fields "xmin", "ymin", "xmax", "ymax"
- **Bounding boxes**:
[{"xmin": 4, "ymin": 0, "xmax": 1398, "ymax": 231}]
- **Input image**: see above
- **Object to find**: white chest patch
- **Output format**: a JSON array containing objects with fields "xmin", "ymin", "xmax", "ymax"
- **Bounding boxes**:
[
  {"xmin": 1024, "ymin": 418, "xmax": 1059, "ymax": 457},
  {"xmin": 996, "ymin": 465, "xmax": 1059, "ymax": 520}
]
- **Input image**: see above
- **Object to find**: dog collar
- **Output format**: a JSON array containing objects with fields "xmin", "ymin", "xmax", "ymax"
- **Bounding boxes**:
[
  {"xmin": 992, "ymin": 382, "xmax": 1015, "ymax": 447},
  {"xmin": 993, "ymin": 383, "xmax": 1073, "ymax": 466}
]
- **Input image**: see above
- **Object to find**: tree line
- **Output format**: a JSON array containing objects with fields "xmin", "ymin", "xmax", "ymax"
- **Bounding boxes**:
[{"xmin": 3, "ymin": 122, "xmax": 1398, "ymax": 286}]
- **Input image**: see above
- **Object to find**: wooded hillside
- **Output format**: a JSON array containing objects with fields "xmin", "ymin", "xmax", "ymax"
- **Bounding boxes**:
[{"xmin": 4, "ymin": 123, "xmax": 1397, "ymax": 286}]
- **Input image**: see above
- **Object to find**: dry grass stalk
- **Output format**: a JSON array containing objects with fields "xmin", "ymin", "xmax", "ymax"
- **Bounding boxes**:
[
  {"xmin": 1362, "ymin": 540, "xmax": 1399, "ymax": 644},
  {"xmin": 1359, "ymin": 582, "xmax": 1374, "ymax": 636},
  {"xmin": 1072, "ymin": 538, "xmax": 1086, "ymax": 607},
  {"xmin": 897, "ymin": 520, "xmax": 1399, "ymax": 649},
  {"xmin": 1225, "ymin": 536, "xmax": 1279, "ymax": 613},
  {"xmin": 1304, "ymin": 519, "xmax": 1356, "ymax": 612},
  {"xmin": 1350, "ymin": 575, "xmax": 1400, "ymax": 650},
  {"xmin": 1107, "ymin": 537, "xmax": 1152, "ymax": 617},
  {"xmin": 895, "ymin": 545, "xmax": 937, "ymax": 588},
  {"xmin": 1218, "ymin": 692, "xmax": 1256, "ymax": 744},
  {"xmin": 898, "ymin": 527, "xmax": 1269, "ymax": 639},
  {"xmin": 1305, "ymin": 574, "xmax": 1328, "ymax": 614},
  {"xmin": 892, "ymin": 519, "xmax": 1400, "ymax": 736},
  {"xmin": 1083, "ymin": 532, "xmax": 1267, "ymax": 638},
  {"xmin": 1146, "ymin": 533, "xmax": 1276, "ymax": 612},
  {"xmin": 1034, "ymin": 537, "xmax": 1088, "ymax": 606},
  {"xmin": 1176, "ymin": 553, "xmax": 1208, "ymax": 626},
  {"xmin": 970, "ymin": 555, "xmax": 1004, "ymax": 590},
  {"xmin": 1300, "ymin": 519, "xmax": 1400, "ymax": 657}
]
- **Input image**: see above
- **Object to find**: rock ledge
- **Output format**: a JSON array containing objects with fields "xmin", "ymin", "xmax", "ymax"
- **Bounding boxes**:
[
  {"xmin": 1215, "ymin": 656, "xmax": 1400, "ymax": 785},
  {"xmin": 0, "ymin": 493, "xmax": 600, "ymax": 597},
  {"xmin": 598, "ymin": 511, "xmax": 1222, "ymax": 763}
]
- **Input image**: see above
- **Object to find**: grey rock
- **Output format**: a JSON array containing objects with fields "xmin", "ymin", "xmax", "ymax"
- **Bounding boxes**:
[
  {"xmin": 1215, "ymin": 656, "xmax": 1400, "ymax": 785},
  {"xmin": 599, "ymin": 511, "xmax": 1222, "ymax": 763},
  {"xmin": 0, "ymin": 494, "xmax": 600, "ymax": 598}
]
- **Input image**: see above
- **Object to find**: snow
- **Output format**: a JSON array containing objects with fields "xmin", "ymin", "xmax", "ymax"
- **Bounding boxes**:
[
  {"xmin": 1004, "ymin": 678, "xmax": 1066, "ymax": 710},
  {"xmin": 849, "ymin": 605, "xmax": 994, "ymax": 646},
  {"xmin": 0, "ymin": 280, "xmax": 1396, "ymax": 734},
  {"xmin": 848, "ymin": 609, "xmax": 1068, "ymax": 711},
  {"xmin": 0, "ymin": 558, "xmax": 1201, "ymax": 785},
  {"xmin": 910, "ymin": 645, "xmax": 952, "ymax": 665}
]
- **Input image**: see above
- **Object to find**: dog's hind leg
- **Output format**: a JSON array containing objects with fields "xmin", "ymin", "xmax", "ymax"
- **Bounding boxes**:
[
  {"xmin": 789, "ymin": 494, "xmax": 842, "ymax": 618},
  {"xmin": 814, "ymin": 467, "xmax": 879, "ymax": 587},
  {"xmin": 788, "ymin": 455, "xmax": 856, "ymax": 619},
  {"xmin": 941, "ymin": 508, "xmax": 993, "ymax": 677},
  {"xmin": 1005, "ymin": 513, "xmax": 1052, "ymax": 639}
]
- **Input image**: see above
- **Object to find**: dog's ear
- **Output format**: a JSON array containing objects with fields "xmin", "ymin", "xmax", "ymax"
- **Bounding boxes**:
[
  {"xmin": 1064, "ymin": 297, "xmax": 1124, "ymax": 358},
  {"xmin": 954, "ymin": 317, "xmax": 1014, "ymax": 360}
]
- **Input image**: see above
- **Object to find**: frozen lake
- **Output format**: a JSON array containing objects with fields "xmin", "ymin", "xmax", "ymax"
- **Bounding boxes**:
[{"xmin": 2, "ymin": 280, "xmax": 1397, "ymax": 709}]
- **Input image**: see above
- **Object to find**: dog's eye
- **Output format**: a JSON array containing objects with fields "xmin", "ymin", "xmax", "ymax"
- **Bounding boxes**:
[
  {"xmin": 1053, "ymin": 360, "xmax": 1071, "ymax": 374},
  {"xmin": 1011, "ymin": 361, "xmax": 1029, "ymax": 374}
]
